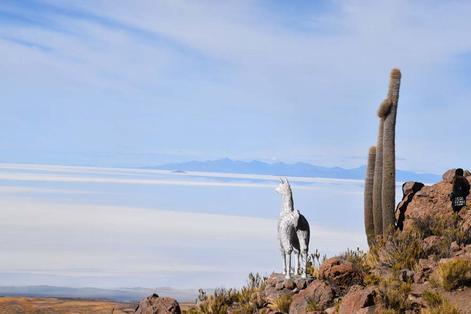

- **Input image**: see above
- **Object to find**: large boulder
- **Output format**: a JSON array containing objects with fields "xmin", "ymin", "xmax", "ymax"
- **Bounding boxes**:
[
  {"xmin": 442, "ymin": 168, "xmax": 471, "ymax": 183},
  {"xmin": 401, "ymin": 181, "xmax": 455, "ymax": 231},
  {"xmin": 289, "ymin": 280, "xmax": 334, "ymax": 313},
  {"xmin": 319, "ymin": 258, "xmax": 362, "ymax": 295},
  {"xmin": 338, "ymin": 285, "xmax": 376, "ymax": 314},
  {"xmin": 135, "ymin": 294, "xmax": 181, "ymax": 314}
]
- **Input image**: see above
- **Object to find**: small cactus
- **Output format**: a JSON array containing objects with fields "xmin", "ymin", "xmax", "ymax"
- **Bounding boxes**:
[{"xmin": 364, "ymin": 146, "xmax": 376, "ymax": 246}]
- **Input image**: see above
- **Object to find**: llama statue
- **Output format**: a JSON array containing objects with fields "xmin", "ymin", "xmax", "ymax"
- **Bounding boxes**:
[{"xmin": 276, "ymin": 177, "xmax": 310, "ymax": 279}]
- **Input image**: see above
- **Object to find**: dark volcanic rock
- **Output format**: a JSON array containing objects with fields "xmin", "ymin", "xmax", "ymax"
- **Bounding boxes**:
[
  {"xmin": 395, "ymin": 181, "xmax": 424, "ymax": 230},
  {"xmin": 135, "ymin": 293, "xmax": 181, "ymax": 314}
]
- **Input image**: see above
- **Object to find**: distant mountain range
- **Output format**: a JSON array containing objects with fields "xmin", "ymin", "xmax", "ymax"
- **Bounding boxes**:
[
  {"xmin": 0, "ymin": 285, "xmax": 199, "ymax": 303},
  {"xmin": 153, "ymin": 158, "xmax": 441, "ymax": 183}
]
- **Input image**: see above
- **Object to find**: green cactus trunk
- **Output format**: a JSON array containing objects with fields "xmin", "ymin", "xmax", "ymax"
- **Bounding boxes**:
[
  {"xmin": 382, "ymin": 69, "xmax": 401, "ymax": 236},
  {"xmin": 364, "ymin": 146, "xmax": 376, "ymax": 246},
  {"xmin": 372, "ymin": 115, "xmax": 384, "ymax": 236}
]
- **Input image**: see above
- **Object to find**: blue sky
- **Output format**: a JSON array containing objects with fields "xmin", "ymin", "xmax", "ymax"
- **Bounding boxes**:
[{"xmin": 1, "ymin": 0, "xmax": 471, "ymax": 173}]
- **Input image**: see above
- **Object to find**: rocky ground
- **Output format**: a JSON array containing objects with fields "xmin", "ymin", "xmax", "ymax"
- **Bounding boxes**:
[
  {"xmin": 0, "ymin": 296, "xmax": 137, "ymax": 313},
  {"xmin": 166, "ymin": 169, "xmax": 471, "ymax": 314}
]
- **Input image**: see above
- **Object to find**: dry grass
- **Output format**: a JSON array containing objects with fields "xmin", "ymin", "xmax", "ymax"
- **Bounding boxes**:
[
  {"xmin": 268, "ymin": 294, "xmax": 291, "ymax": 314},
  {"xmin": 422, "ymin": 290, "xmax": 461, "ymax": 314},
  {"xmin": 431, "ymin": 259, "xmax": 471, "ymax": 291},
  {"xmin": 367, "ymin": 229, "xmax": 425, "ymax": 271},
  {"xmin": 185, "ymin": 273, "xmax": 267, "ymax": 314},
  {"xmin": 378, "ymin": 277, "xmax": 412, "ymax": 312}
]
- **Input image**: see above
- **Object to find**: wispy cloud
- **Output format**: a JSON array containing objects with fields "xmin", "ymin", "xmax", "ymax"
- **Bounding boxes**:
[{"xmin": 1, "ymin": 1, "xmax": 471, "ymax": 171}]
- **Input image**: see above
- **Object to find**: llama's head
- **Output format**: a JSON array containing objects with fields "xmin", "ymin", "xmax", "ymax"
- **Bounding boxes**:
[{"xmin": 275, "ymin": 177, "xmax": 291, "ymax": 196}]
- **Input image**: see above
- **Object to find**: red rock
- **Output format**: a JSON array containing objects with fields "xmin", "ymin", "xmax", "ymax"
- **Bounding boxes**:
[
  {"xmin": 422, "ymin": 235, "xmax": 444, "ymax": 255},
  {"xmin": 135, "ymin": 294, "xmax": 181, "ymax": 314},
  {"xmin": 355, "ymin": 305, "xmax": 377, "ymax": 314},
  {"xmin": 442, "ymin": 169, "xmax": 471, "ymax": 183},
  {"xmin": 284, "ymin": 279, "xmax": 296, "ymax": 290},
  {"xmin": 414, "ymin": 257, "xmax": 438, "ymax": 283},
  {"xmin": 338, "ymin": 285, "xmax": 376, "ymax": 314},
  {"xmin": 289, "ymin": 280, "xmax": 334, "ymax": 313},
  {"xmin": 319, "ymin": 258, "xmax": 362, "ymax": 294}
]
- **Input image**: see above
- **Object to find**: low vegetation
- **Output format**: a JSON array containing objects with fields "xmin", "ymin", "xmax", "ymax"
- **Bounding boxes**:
[
  {"xmin": 267, "ymin": 294, "xmax": 291, "ymax": 313},
  {"xmin": 185, "ymin": 273, "xmax": 268, "ymax": 314},
  {"xmin": 430, "ymin": 258, "xmax": 471, "ymax": 291},
  {"xmin": 422, "ymin": 290, "xmax": 461, "ymax": 314},
  {"xmin": 378, "ymin": 277, "xmax": 412, "ymax": 312},
  {"xmin": 185, "ymin": 207, "xmax": 471, "ymax": 313}
]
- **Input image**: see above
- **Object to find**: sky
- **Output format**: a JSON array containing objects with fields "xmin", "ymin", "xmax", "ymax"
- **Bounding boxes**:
[{"xmin": 1, "ymin": 0, "xmax": 471, "ymax": 173}]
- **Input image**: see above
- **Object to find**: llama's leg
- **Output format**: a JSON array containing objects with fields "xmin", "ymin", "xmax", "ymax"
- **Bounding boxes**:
[
  {"xmin": 284, "ymin": 252, "xmax": 291, "ymax": 279},
  {"xmin": 294, "ymin": 252, "xmax": 300, "ymax": 275},
  {"xmin": 281, "ymin": 250, "xmax": 287, "ymax": 275},
  {"xmin": 301, "ymin": 251, "xmax": 308, "ymax": 278}
]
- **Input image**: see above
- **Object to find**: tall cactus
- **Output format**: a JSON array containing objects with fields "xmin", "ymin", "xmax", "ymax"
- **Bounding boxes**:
[
  {"xmin": 364, "ymin": 145, "xmax": 376, "ymax": 246},
  {"xmin": 382, "ymin": 69, "xmax": 401, "ymax": 235},
  {"xmin": 372, "ymin": 100, "xmax": 389, "ymax": 236}
]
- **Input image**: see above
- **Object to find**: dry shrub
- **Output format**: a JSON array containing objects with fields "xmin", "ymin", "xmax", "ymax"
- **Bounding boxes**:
[
  {"xmin": 268, "ymin": 294, "xmax": 291, "ymax": 314},
  {"xmin": 430, "ymin": 259, "xmax": 471, "ymax": 291},
  {"xmin": 187, "ymin": 273, "xmax": 267, "ymax": 314},
  {"xmin": 367, "ymin": 229, "xmax": 425, "ymax": 271},
  {"xmin": 411, "ymin": 213, "xmax": 470, "ymax": 255},
  {"xmin": 306, "ymin": 249, "xmax": 326, "ymax": 278},
  {"xmin": 422, "ymin": 290, "xmax": 461, "ymax": 314},
  {"xmin": 338, "ymin": 247, "xmax": 367, "ymax": 268},
  {"xmin": 378, "ymin": 277, "xmax": 412, "ymax": 312},
  {"xmin": 306, "ymin": 297, "xmax": 318, "ymax": 311}
]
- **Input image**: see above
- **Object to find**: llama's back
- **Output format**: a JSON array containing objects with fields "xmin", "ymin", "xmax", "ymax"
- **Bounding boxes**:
[{"xmin": 296, "ymin": 213, "xmax": 310, "ymax": 252}]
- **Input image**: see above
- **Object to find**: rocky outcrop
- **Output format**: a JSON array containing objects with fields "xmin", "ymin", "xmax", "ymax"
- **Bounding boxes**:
[
  {"xmin": 319, "ymin": 258, "xmax": 362, "ymax": 295},
  {"xmin": 289, "ymin": 280, "xmax": 334, "ymax": 313},
  {"xmin": 135, "ymin": 294, "xmax": 181, "ymax": 314},
  {"xmin": 338, "ymin": 285, "xmax": 376, "ymax": 314},
  {"xmin": 399, "ymin": 169, "xmax": 471, "ymax": 232},
  {"xmin": 263, "ymin": 273, "xmax": 314, "ymax": 302},
  {"xmin": 442, "ymin": 168, "xmax": 471, "ymax": 183}
]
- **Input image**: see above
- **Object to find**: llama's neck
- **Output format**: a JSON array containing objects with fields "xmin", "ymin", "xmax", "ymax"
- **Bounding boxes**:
[{"xmin": 281, "ymin": 191, "xmax": 294, "ymax": 213}]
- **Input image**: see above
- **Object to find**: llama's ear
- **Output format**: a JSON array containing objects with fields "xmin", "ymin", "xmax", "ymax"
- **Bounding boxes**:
[
  {"xmin": 284, "ymin": 177, "xmax": 289, "ymax": 184},
  {"xmin": 279, "ymin": 177, "xmax": 284, "ymax": 183}
]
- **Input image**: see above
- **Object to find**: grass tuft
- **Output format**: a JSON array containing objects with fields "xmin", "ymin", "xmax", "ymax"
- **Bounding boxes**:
[
  {"xmin": 422, "ymin": 290, "xmax": 461, "ymax": 314},
  {"xmin": 430, "ymin": 259, "xmax": 471, "ymax": 291},
  {"xmin": 268, "ymin": 294, "xmax": 291, "ymax": 314}
]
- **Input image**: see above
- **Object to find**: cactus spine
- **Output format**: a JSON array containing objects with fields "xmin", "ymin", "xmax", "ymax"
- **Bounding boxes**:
[
  {"xmin": 382, "ymin": 69, "xmax": 401, "ymax": 235},
  {"xmin": 364, "ymin": 146, "xmax": 376, "ymax": 246}
]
